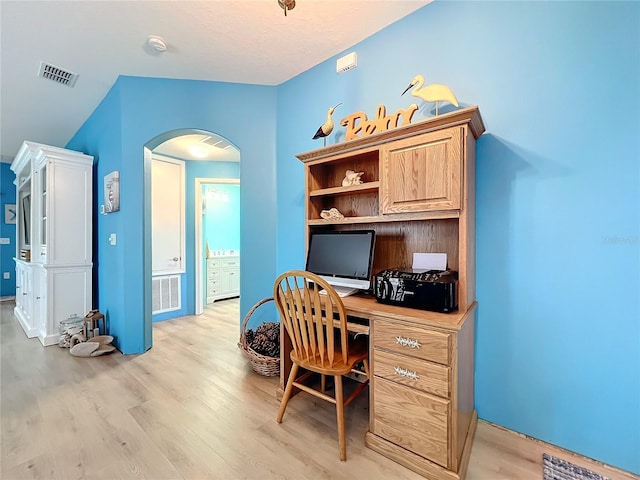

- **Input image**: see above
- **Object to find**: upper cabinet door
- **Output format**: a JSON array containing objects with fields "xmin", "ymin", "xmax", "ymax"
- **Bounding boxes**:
[{"xmin": 380, "ymin": 126, "xmax": 463, "ymax": 214}]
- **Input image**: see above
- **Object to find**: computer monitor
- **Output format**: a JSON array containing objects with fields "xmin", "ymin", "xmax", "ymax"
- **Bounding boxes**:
[{"xmin": 305, "ymin": 229, "xmax": 376, "ymax": 295}]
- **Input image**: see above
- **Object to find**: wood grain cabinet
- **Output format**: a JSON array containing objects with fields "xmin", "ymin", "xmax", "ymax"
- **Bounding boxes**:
[
  {"xmin": 367, "ymin": 311, "xmax": 476, "ymax": 479},
  {"xmin": 296, "ymin": 107, "xmax": 485, "ymax": 480},
  {"xmin": 380, "ymin": 127, "xmax": 463, "ymax": 214}
]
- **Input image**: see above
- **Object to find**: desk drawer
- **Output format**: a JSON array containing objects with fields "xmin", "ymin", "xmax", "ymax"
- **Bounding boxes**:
[
  {"xmin": 373, "ymin": 319, "xmax": 451, "ymax": 365},
  {"xmin": 374, "ymin": 349, "xmax": 449, "ymax": 399},
  {"xmin": 372, "ymin": 377, "xmax": 449, "ymax": 468}
]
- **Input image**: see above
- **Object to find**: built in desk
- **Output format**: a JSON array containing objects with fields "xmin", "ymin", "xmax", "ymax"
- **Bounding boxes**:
[
  {"xmin": 286, "ymin": 106, "xmax": 485, "ymax": 479},
  {"xmin": 278, "ymin": 294, "xmax": 476, "ymax": 480}
]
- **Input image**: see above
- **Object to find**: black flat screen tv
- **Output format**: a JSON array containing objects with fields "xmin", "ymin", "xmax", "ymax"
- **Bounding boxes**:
[{"xmin": 305, "ymin": 229, "xmax": 376, "ymax": 293}]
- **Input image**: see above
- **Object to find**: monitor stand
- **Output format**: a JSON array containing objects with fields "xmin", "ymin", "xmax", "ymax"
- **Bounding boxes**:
[{"xmin": 319, "ymin": 286, "xmax": 360, "ymax": 298}]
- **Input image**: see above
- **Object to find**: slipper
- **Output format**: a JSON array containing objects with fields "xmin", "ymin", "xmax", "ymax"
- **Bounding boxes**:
[
  {"xmin": 90, "ymin": 335, "xmax": 114, "ymax": 345},
  {"xmin": 70, "ymin": 342, "xmax": 100, "ymax": 357},
  {"xmin": 90, "ymin": 344, "xmax": 116, "ymax": 356}
]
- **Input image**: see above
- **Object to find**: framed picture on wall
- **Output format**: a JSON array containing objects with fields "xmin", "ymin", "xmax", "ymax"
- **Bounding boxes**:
[
  {"xmin": 4, "ymin": 204, "xmax": 16, "ymax": 224},
  {"xmin": 103, "ymin": 171, "xmax": 120, "ymax": 213}
]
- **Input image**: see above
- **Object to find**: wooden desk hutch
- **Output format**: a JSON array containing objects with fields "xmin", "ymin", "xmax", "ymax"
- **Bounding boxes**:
[{"xmin": 287, "ymin": 107, "xmax": 485, "ymax": 480}]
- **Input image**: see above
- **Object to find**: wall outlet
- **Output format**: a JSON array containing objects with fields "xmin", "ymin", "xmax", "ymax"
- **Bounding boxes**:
[{"xmin": 3, "ymin": 272, "xmax": 10, "ymax": 279}]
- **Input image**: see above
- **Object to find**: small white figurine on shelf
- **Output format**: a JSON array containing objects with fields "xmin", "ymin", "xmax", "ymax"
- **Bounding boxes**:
[
  {"xmin": 342, "ymin": 170, "xmax": 364, "ymax": 187},
  {"xmin": 320, "ymin": 208, "xmax": 344, "ymax": 219}
]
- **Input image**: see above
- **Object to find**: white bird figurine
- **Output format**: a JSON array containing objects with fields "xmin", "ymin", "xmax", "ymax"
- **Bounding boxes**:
[
  {"xmin": 313, "ymin": 103, "xmax": 342, "ymax": 146},
  {"xmin": 401, "ymin": 74, "xmax": 458, "ymax": 116}
]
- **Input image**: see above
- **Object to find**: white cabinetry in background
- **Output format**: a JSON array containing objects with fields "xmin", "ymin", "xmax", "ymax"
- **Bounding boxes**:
[
  {"xmin": 206, "ymin": 255, "xmax": 240, "ymax": 303},
  {"xmin": 10, "ymin": 141, "xmax": 93, "ymax": 346}
]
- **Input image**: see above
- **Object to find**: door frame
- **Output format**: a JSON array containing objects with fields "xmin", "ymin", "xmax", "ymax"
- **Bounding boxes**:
[{"xmin": 194, "ymin": 177, "xmax": 240, "ymax": 315}]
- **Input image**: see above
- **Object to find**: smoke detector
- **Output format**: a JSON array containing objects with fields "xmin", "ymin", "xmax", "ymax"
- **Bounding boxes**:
[
  {"xmin": 146, "ymin": 35, "xmax": 167, "ymax": 53},
  {"xmin": 38, "ymin": 61, "xmax": 78, "ymax": 87}
]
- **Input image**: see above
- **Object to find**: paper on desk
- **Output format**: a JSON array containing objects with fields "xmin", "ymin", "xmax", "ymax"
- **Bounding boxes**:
[{"xmin": 413, "ymin": 253, "xmax": 447, "ymax": 271}]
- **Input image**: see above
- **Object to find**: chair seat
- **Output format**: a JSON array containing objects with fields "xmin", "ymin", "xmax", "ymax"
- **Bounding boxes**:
[{"xmin": 290, "ymin": 338, "xmax": 368, "ymax": 376}]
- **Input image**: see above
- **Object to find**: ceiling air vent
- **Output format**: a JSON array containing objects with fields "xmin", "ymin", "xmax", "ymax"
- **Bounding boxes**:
[
  {"xmin": 201, "ymin": 136, "xmax": 231, "ymax": 149},
  {"xmin": 38, "ymin": 61, "xmax": 78, "ymax": 87}
]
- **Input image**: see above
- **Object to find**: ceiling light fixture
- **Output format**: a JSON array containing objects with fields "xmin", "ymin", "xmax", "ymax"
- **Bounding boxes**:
[
  {"xmin": 189, "ymin": 145, "xmax": 210, "ymax": 158},
  {"xmin": 278, "ymin": 0, "xmax": 295, "ymax": 16}
]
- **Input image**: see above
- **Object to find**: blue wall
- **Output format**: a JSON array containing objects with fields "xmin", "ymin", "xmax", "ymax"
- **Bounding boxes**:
[
  {"xmin": 276, "ymin": 1, "xmax": 639, "ymax": 474},
  {"xmin": 203, "ymin": 183, "xmax": 240, "ymax": 253},
  {"xmin": 0, "ymin": 163, "xmax": 17, "ymax": 296},
  {"xmin": 68, "ymin": 76, "xmax": 277, "ymax": 354}
]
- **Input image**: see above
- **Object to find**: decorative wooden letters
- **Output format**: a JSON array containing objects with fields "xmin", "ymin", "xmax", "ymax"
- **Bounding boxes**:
[{"xmin": 340, "ymin": 104, "xmax": 418, "ymax": 141}]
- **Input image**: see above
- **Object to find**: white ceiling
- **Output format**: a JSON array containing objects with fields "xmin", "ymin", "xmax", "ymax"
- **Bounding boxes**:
[{"xmin": 0, "ymin": 0, "xmax": 430, "ymax": 163}]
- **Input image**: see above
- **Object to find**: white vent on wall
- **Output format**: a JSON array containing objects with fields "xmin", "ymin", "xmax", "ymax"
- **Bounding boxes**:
[
  {"xmin": 152, "ymin": 275, "xmax": 181, "ymax": 314},
  {"xmin": 38, "ymin": 61, "xmax": 79, "ymax": 87},
  {"xmin": 336, "ymin": 51, "xmax": 358, "ymax": 74}
]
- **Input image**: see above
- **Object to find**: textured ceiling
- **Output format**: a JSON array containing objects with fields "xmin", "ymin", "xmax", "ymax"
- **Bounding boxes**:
[{"xmin": 0, "ymin": 0, "xmax": 430, "ymax": 162}]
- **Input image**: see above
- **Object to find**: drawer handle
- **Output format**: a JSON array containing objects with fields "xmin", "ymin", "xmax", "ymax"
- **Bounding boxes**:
[
  {"xmin": 394, "ymin": 366, "xmax": 419, "ymax": 381},
  {"xmin": 395, "ymin": 336, "xmax": 421, "ymax": 349}
]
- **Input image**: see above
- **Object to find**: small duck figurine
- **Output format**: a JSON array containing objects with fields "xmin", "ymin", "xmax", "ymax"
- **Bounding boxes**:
[
  {"xmin": 312, "ymin": 103, "xmax": 342, "ymax": 146},
  {"xmin": 401, "ymin": 74, "xmax": 458, "ymax": 116}
]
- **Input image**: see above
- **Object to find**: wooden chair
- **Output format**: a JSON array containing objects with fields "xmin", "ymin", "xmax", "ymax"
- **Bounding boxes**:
[{"xmin": 274, "ymin": 270, "xmax": 370, "ymax": 461}]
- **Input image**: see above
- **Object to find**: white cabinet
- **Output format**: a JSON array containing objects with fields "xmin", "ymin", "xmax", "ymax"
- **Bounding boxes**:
[
  {"xmin": 206, "ymin": 256, "xmax": 240, "ymax": 303},
  {"xmin": 10, "ymin": 141, "xmax": 93, "ymax": 346}
]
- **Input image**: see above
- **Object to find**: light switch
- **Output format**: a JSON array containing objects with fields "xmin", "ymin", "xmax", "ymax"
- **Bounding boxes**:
[
  {"xmin": 108, "ymin": 233, "xmax": 117, "ymax": 245},
  {"xmin": 3, "ymin": 272, "xmax": 9, "ymax": 279},
  {"xmin": 0, "ymin": 238, "xmax": 10, "ymax": 245}
]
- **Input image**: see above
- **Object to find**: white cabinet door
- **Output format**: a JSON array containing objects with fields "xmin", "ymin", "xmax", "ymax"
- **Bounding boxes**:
[
  {"xmin": 32, "ymin": 267, "xmax": 47, "ymax": 333},
  {"xmin": 228, "ymin": 268, "xmax": 240, "ymax": 293},
  {"xmin": 15, "ymin": 262, "xmax": 24, "ymax": 312},
  {"xmin": 152, "ymin": 156, "xmax": 185, "ymax": 275},
  {"xmin": 32, "ymin": 157, "xmax": 48, "ymax": 263},
  {"xmin": 14, "ymin": 262, "xmax": 36, "ymax": 337}
]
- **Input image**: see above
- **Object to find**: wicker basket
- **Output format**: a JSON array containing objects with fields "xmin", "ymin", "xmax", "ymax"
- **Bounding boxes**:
[{"xmin": 238, "ymin": 297, "xmax": 280, "ymax": 377}]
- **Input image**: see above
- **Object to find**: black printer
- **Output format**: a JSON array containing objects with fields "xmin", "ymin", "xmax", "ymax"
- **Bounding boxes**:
[{"xmin": 374, "ymin": 268, "xmax": 458, "ymax": 313}]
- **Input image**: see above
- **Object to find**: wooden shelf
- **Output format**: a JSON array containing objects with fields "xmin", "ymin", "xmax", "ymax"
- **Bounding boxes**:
[
  {"xmin": 309, "ymin": 181, "xmax": 380, "ymax": 197},
  {"xmin": 308, "ymin": 209, "xmax": 460, "ymax": 225}
]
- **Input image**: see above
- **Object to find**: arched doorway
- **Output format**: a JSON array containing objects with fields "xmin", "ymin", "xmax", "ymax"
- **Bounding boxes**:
[{"xmin": 144, "ymin": 129, "xmax": 240, "ymax": 343}]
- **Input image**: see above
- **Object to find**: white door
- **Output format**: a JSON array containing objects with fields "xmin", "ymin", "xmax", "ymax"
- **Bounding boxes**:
[{"xmin": 152, "ymin": 156, "xmax": 185, "ymax": 275}]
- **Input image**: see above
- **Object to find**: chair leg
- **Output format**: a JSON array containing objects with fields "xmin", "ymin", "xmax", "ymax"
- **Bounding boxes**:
[
  {"xmin": 334, "ymin": 375, "xmax": 346, "ymax": 461},
  {"xmin": 320, "ymin": 374, "xmax": 326, "ymax": 392},
  {"xmin": 277, "ymin": 363, "xmax": 299, "ymax": 423},
  {"xmin": 363, "ymin": 358, "xmax": 370, "ymax": 379}
]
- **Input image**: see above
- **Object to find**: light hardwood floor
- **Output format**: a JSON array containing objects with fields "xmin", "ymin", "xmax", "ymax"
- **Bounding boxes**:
[{"xmin": 1, "ymin": 299, "xmax": 635, "ymax": 480}]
